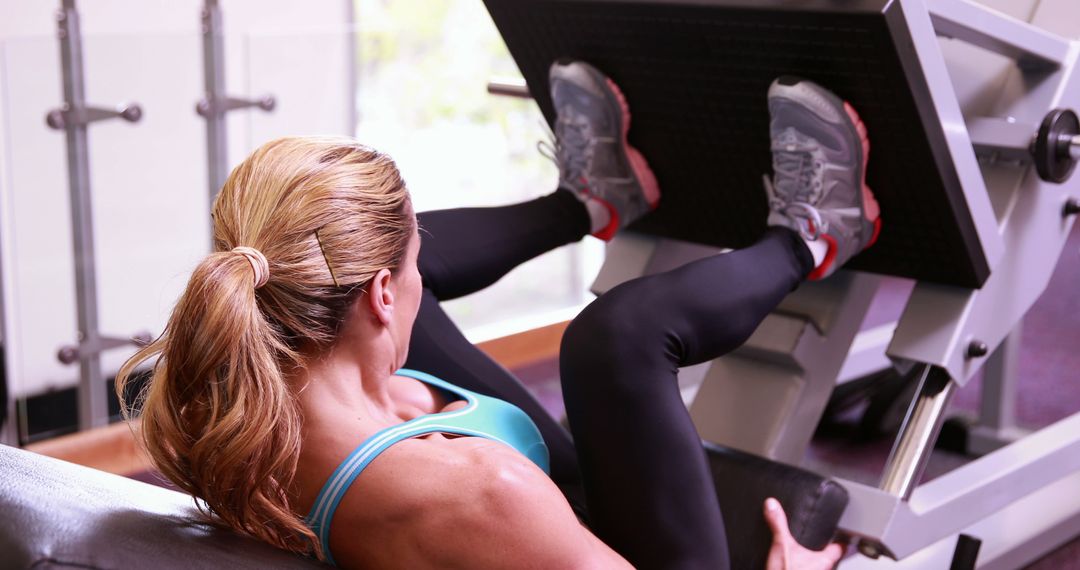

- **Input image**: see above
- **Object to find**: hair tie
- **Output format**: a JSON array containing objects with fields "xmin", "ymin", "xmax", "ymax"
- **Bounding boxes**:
[{"xmin": 232, "ymin": 246, "xmax": 270, "ymax": 289}]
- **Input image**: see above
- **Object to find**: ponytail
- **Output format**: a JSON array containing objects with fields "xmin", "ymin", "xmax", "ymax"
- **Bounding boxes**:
[{"xmin": 118, "ymin": 250, "xmax": 318, "ymax": 556}]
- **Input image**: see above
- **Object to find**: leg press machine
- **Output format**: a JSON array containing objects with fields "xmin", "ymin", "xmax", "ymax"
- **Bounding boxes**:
[{"xmin": 485, "ymin": 0, "xmax": 1080, "ymax": 566}]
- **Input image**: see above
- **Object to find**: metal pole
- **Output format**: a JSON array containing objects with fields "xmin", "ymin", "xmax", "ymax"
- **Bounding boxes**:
[
  {"xmin": 344, "ymin": 0, "xmax": 358, "ymax": 134},
  {"xmin": 966, "ymin": 323, "xmax": 1028, "ymax": 454},
  {"xmin": 0, "ymin": 92, "xmax": 12, "ymax": 443},
  {"xmin": 878, "ymin": 364, "xmax": 957, "ymax": 501},
  {"xmin": 47, "ymin": 0, "xmax": 146, "ymax": 431},
  {"xmin": 197, "ymin": 0, "xmax": 275, "ymax": 217},
  {"xmin": 56, "ymin": 0, "xmax": 107, "ymax": 430},
  {"xmin": 980, "ymin": 324, "xmax": 1021, "ymax": 431},
  {"xmin": 487, "ymin": 78, "xmax": 530, "ymax": 99},
  {"xmin": 858, "ymin": 363, "xmax": 958, "ymax": 559},
  {"xmin": 201, "ymin": 0, "xmax": 229, "ymax": 205},
  {"xmin": 0, "ymin": 248, "xmax": 13, "ymax": 447}
]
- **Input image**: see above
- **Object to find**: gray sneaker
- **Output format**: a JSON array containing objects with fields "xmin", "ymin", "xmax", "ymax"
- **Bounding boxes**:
[
  {"xmin": 548, "ymin": 60, "xmax": 660, "ymax": 240},
  {"xmin": 765, "ymin": 76, "xmax": 881, "ymax": 280}
]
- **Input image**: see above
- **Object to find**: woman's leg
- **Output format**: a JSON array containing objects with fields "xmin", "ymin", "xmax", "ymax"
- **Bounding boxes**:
[
  {"xmin": 559, "ymin": 74, "xmax": 881, "ymax": 568},
  {"xmin": 416, "ymin": 59, "xmax": 659, "ymax": 301},
  {"xmin": 416, "ymin": 189, "xmax": 590, "ymax": 301},
  {"xmin": 559, "ymin": 228, "xmax": 815, "ymax": 569}
]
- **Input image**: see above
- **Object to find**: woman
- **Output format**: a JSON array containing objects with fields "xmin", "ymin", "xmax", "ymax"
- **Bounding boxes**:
[{"xmin": 118, "ymin": 60, "xmax": 876, "ymax": 569}]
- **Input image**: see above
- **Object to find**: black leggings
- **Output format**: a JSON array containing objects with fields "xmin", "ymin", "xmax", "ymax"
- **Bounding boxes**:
[{"xmin": 404, "ymin": 190, "xmax": 813, "ymax": 569}]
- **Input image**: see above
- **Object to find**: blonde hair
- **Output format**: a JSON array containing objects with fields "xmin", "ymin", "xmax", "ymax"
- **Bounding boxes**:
[{"xmin": 117, "ymin": 136, "xmax": 413, "ymax": 558}]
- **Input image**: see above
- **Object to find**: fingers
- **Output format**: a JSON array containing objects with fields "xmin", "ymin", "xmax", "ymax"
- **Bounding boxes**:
[
  {"xmin": 764, "ymin": 497, "xmax": 793, "ymax": 544},
  {"xmin": 822, "ymin": 542, "xmax": 844, "ymax": 564}
]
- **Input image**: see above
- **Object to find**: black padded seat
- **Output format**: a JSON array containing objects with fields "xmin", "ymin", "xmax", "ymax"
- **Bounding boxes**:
[
  {"xmin": 0, "ymin": 442, "xmax": 846, "ymax": 568},
  {"xmin": 0, "ymin": 444, "xmax": 325, "ymax": 569}
]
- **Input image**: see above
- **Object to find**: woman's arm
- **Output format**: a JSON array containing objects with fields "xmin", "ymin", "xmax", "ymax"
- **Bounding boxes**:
[{"xmin": 327, "ymin": 434, "xmax": 631, "ymax": 569}]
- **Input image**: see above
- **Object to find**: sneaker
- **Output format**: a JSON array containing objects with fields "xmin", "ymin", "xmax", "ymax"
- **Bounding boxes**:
[
  {"xmin": 547, "ymin": 60, "xmax": 660, "ymax": 241},
  {"xmin": 764, "ymin": 76, "xmax": 881, "ymax": 280}
]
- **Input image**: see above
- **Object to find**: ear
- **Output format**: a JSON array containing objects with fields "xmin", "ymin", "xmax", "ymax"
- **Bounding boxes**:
[{"xmin": 366, "ymin": 268, "xmax": 395, "ymax": 326}]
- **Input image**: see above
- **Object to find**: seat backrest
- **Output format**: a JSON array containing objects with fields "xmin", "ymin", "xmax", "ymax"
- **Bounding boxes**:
[{"xmin": 0, "ymin": 444, "xmax": 325, "ymax": 569}]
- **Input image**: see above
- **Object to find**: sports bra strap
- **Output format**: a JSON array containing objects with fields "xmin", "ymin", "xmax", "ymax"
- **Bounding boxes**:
[
  {"xmin": 305, "ymin": 368, "xmax": 547, "ymax": 566},
  {"xmin": 308, "ymin": 369, "xmax": 481, "ymax": 565}
]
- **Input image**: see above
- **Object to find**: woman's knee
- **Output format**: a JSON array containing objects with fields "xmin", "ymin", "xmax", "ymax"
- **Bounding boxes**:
[{"xmin": 561, "ymin": 284, "xmax": 669, "ymax": 379}]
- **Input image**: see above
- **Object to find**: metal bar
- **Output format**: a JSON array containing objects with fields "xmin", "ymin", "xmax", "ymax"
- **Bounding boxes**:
[
  {"xmin": 928, "ymin": 0, "xmax": 1068, "ymax": 69},
  {"xmin": 979, "ymin": 323, "xmax": 1020, "ymax": 430},
  {"xmin": 55, "ymin": 0, "xmax": 107, "ymax": 431},
  {"xmin": 0, "ymin": 292, "xmax": 12, "ymax": 446},
  {"xmin": 487, "ymin": 77, "xmax": 530, "ymax": 99},
  {"xmin": 0, "ymin": 42, "xmax": 11, "ymax": 444},
  {"xmin": 198, "ymin": 0, "xmax": 275, "ymax": 213},
  {"xmin": 843, "ymin": 475, "xmax": 1080, "ymax": 568},
  {"xmin": 201, "ymin": 0, "xmax": 229, "ymax": 209},
  {"xmin": 879, "ymin": 364, "xmax": 957, "ymax": 501},
  {"xmin": 890, "ymin": 0, "xmax": 1005, "ymax": 274},
  {"xmin": 344, "ymin": 0, "xmax": 358, "ymax": 134},
  {"xmin": 840, "ymin": 408, "xmax": 1080, "ymax": 560},
  {"xmin": 966, "ymin": 323, "xmax": 1028, "ymax": 454},
  {"xmin": 967, "ymin": 117, "xmax": 1035, "ymax": 162}
]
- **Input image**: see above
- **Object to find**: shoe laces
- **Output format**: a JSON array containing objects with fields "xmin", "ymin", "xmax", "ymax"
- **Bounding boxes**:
[
  {"xmin": 764, "ymin": 127, "xmax": 827, "ymax": 240},
  {"xmin": 538, "ymin": 111, "xmax": 594, "ymax": 194},
  {"xmin": 538, "ymin": 109, "xmax": 629, "ymax": 195}
]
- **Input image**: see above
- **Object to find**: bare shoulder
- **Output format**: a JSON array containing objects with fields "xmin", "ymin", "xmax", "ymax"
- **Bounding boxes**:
[{"xmin": 327, "ymin": 435, "xmax": 629, "ymax": 569}]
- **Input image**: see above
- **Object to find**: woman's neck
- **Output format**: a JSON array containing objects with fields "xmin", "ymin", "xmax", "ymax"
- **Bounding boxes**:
[{"xmin": 295, "ymin": 336, "xmax": 401, "ymax": 428}]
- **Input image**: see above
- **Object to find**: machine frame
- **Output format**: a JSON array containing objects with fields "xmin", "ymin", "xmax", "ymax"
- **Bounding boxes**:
[{"xmin": 566, "ymin": 0, "xmax": 1080, "ymax": 566}]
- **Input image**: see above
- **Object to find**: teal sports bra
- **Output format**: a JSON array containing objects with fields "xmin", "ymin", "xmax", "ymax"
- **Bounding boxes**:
[{"xmin": 306, "ymin": 368, "xmax": 549, "ymax": 565}]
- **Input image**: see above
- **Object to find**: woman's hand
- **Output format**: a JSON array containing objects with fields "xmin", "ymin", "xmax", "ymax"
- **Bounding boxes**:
[{"xmin": 764, "ymin": 497, "xmax": 845, "ymax": 570}]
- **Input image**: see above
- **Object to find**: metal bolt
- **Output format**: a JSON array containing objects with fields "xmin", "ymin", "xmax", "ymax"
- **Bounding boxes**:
[
  {"xmin": 967, "ymin": 340, "xmax": 989, "ymax": 359},
  {"xmin": 857, "ymin": 540, "xmax": 882, "ymax": 559},
  {"xmin": 46, "ymin": 110, "xmax": 66, "ymax": 130},
  {"xmin": 57, "ymin": 346, "xmax": 79, "ymax": 365},
  {"xmin": 120, "ymin": 104, "xmax": 143, "ymax": 123},
  {"xmin": 1065, "ymin": 198, "xmax": 1080, "ymax": 217}
]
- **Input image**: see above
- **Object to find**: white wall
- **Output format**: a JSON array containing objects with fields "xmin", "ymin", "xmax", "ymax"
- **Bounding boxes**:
[{"xmin": 0, "ymin": 0, "xmax": 353, "ymax": 398}]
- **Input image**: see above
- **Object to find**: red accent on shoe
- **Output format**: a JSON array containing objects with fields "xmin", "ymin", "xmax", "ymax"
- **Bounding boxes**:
[
  {"xmin": 843, "ymin": 101, "xmax": 880, "ymax": 226},
  {"xmin": 866, "ymin": 217, "xmax": 882, "ymax": 250},
  {"xmin": 808, "ymin": 233, "xmax": 839, "ymax": 281},
  {"xmin": 605, "ymin": 77, "xmax": 660, "ymax": 209},
  {"xmin": 592, "ymin": 199, "xmax": 620, "ymax": 241}
]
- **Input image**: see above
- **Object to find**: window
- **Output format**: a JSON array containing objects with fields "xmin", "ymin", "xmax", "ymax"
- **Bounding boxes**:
[{"xmin": 353, "ymin": 0, "xmax": 602, "ymax": 336}]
